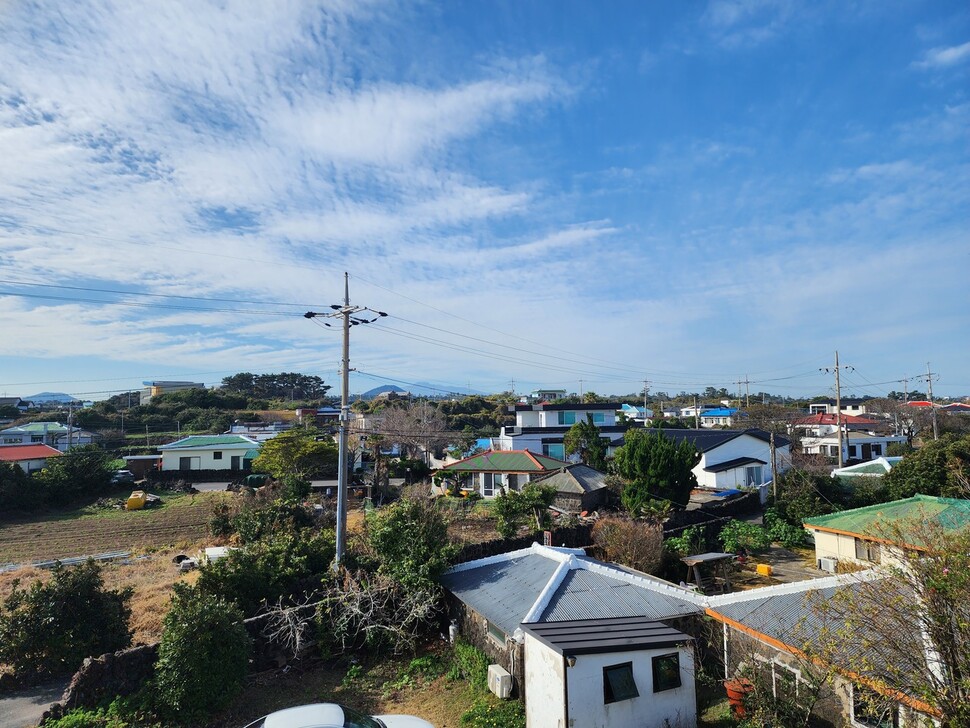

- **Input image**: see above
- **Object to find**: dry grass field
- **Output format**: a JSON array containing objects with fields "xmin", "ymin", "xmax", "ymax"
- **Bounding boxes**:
[{"xmin": 0, "ymin": 489, "xmax": 232, "ymax": 565}]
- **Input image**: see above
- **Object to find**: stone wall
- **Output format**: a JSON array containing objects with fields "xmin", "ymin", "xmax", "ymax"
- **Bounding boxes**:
[
  {"xmin": 453, "ymin": 524, "xmax": 593, "ymax": 564},
  {"xmin": 43, "ymin": 610, "xmax": 301, "ymax": 719}
]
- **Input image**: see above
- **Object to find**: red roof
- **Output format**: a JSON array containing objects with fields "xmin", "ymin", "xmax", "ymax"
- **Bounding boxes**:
[
  {"xmin": 791, "ymin": 413, "xmax": 880, "ymax": 426},
  {"xmin": 0, "ymin": 444, "xmax": 62, "ymax": 461},
  {"xmin": 906, "ymin": 401, "xmax": 935, "ymax": 407}
]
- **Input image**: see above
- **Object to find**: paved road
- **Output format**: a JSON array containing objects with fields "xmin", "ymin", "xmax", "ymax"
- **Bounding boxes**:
[{"xmin": 0, "ymin": 679, "xmax": 68, "ymax": 728}]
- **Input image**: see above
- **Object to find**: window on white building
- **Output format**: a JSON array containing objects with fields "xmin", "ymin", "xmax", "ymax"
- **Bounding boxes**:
[
  {"xmin": 543, "ymin": 443, "xmax": 565, "ymax": 460},
  {"xmin": 854, "ymin": 539, "xmax": 881, "ymax": 563},
  {"xmin": 651, "ymin": 653, "xmax": 681, "ymax": 692},
  {"xmin": 603, "ymin": 662, "xmax": 639, "ymax": 703},
  {"xmin": 557, "ymin": 411, "xmax": 577, "ymax": 425},
  {"xmin": 744, "ymin": 465, "xmax": 763, "ymax": 487}
]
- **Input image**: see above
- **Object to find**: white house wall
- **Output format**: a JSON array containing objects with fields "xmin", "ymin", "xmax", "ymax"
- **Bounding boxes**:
[
  {"xmin": 694, "ymin": 434, "xmax": 791, "ymax": 490},
  {"xmin": 524, "ymin": 634, "xmax": 566, "ymax": 728},
  {"xmin": 160, "ymin": 447, "xmax": 252, "ymax": 471},
  {"xmin": 564, "ymin": 645, "xmax": 696, "ymax": 728}
]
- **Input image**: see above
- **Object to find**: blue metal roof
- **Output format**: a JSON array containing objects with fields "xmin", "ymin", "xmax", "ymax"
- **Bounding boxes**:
[{"xmin": 700, "ymin": 408, "xmax": 738, "ymax": 417}]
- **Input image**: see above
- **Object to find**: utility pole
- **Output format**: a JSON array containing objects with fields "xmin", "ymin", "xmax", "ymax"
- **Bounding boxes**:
[
  {"xmin": 305, "ymin": 273, "xmax": 387, "ymax": 570},
  {"xmin": 579, "ymin": 379, "xmax": 584, "ymax": 399},
  {"xmin": 642, "ymin": 379, "xmax": 650, "ymax": 421},
  {"xmin": 770, "ymin": 431, "xmax": 778, "ymax": 502},
  {"xmin": 820, "ymin": 351, "xmax": 854, "ymax": 469},
  {"xmin": 693, "ymin": 396, "xmax": 699, "ymax": 429},
  {"xmin": 67, "ymin": 403, "xmax": 73, "ymax": 450},
  {"xmin": 744, "ymin": 376, "xmax": 750, "ymax": 408},
  {"xmin": 925, "ymin": 363, "xmax": 939, "ymax": 440}
]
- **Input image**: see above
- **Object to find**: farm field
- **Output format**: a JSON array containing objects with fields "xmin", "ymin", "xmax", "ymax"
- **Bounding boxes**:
[{"xmin": 0, "ymin": 489, "xmax": 232, "ymax": 565}]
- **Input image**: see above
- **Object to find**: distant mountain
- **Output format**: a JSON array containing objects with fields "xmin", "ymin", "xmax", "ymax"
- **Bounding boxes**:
[
  {"xmin": 357, "ymin": 382, "xmax": 486, "ymax": 399},
  {"xmin": 359, "ymin": 385, "xmax": 408, "ymax": 399},
  {"xmin": 26, "ymin": 392, "xmax": 81, "ymax": 404}
]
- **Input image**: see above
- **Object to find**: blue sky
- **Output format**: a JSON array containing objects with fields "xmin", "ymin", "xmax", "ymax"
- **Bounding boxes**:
[{"xmin": 0, "ymin": 0, "xmax": 967, "ymax": 401}]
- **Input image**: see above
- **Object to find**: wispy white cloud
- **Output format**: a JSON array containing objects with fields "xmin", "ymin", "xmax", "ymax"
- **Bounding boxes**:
[{"xmin": 913, "ymin": 41, "xmax": 970, "ymax": 70}]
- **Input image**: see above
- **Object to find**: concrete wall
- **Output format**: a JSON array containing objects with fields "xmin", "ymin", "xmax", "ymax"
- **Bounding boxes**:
[
  {"xmin": 522, "ymin": 637, "xmax": 697, "ymax": 728},
  {"xmin": 449, "ymin": 599, "xmax": 525, "ymax": 698},
  {"xmin": 524, "ymin": 633, "xmax": 565, "ymax": 728}
]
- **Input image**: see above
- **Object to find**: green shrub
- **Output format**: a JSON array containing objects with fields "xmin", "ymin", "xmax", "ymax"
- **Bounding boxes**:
[
  {"xmin": 665, "ymin": 525, "xmax": 706, "ymax": 556},
  {"xmin": 719, "ymin": 520, "xmax": 771, "ymax": 554},
  {"xmin": 0, "ymin": 561, "xmax": 132, "ymax": 680},
  {"xmin": 450, "ymin": 639, "xmax": 490, "ymax": 691},
  {"xmin": 366, "ymin": 498, "xmax": 454, "ymax": 590},
  {"xmin": 460, "ymin": 695, "xmax": 525, "ymax": 727},
  {"xmin": 763, "ymin": 509, "xmax": 807, "ymax": 548},
  {"xmin": 153, "ymin": 584, "xmax": 251, "ymax": 723},
  {"xmin": 41, "ymin": 699, "xmax": 161, "ymax": 728},
  {"xmin": 232, "ymin": 498, "xmax": 317, "ymax": 544},
  {"xmin": 196, "ymin": 530, "xmax": 335, "ymax": 615}
]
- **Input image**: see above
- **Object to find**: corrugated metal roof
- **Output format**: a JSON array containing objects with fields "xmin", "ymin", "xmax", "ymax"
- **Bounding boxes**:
[
  {"xmin": 158, "ymin": 435, "xmax": 258, "ymax": 450},
  {"xmin": 541, "ymin": 568, "xmax": 702, "ymax": 623},
  {"xmin": 440, "ymin": 553, "xmax": 561, "ymax": 636},
  {"xmin": 439, "ymin": 449, "xmax": 568, "ymax": 473},
  {"xmin": 522, "ymin": 616, "xmax": 691, "ymax": 656},
  {"xmin": 804, "ymin": 494, "xmax": 970, "ymax": 545},
  {"xmin": 0, "ymin": 443, "xmax": 62, "ymax": 461},
  {"xmin": 530, "ymin": 464, "xmax": 608, "ymax": 494},
  {"xmin": 441, "ymin": 545, "xmax": 705, "ymax": 636}
]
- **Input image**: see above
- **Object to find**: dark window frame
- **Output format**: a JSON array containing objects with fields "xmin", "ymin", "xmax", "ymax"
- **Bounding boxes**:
[
  {"xmin": 213, "ymin": 451, "xmax": 223, "ymax": 460},
  {"xmin": 603, "ymin": 661, "xmax": 639, "ymax": 704},
  {"xmin": 652, "ymin": 652, "xmax": 681, "ymax": 693}
]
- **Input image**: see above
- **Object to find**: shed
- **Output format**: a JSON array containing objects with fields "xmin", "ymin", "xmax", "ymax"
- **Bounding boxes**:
[
  {"xmin": 521, "ymin": 616, "xmax": 696, "ymax": 728},
  {"xmin": 531, "ymin": 463, "xmax": 609, "ymax": 513}
]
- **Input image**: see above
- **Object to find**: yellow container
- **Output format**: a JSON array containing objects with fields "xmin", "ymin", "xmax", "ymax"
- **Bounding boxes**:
[
  {"xmin": 126, "ymin": 491, "xmax": 147, "ymax": 510},
  {"xmin": 756, "ymin": 563, "xmax": 773, "ymax": 577}
]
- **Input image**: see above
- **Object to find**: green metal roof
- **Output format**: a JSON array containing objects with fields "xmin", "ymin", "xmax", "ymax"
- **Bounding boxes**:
[
  {"xmin": 158, "ymin": 435, "xmax": 257, "ymax": 450},
  {"xmin": 5, "ymin": 422, "xmax": 68, "ymax": 433},
  {"xmin": 243, "ymin": 448, "xmax": 260, "ymax": 460},
  {"xmin": 804, "ymin": 494, "xmax": 970, "ymax": 546},
  {"xmin": 439, "ymin": 449, "xmax": 569, "ymax": 473}
]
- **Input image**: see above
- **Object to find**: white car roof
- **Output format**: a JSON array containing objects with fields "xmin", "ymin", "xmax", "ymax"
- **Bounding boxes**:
[{"xmin": 263, "ymin": 704, "xmax": 346, "ymax": 728}]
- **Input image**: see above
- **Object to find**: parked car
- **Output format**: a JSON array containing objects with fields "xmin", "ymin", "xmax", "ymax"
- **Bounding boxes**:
[
  {"xmin": 111, "ymin": 469, "xmax": 135, "ymax": 484},
  {"xmin": 242, "ymin": 704, "xmax": 434, "ymax": 728}
]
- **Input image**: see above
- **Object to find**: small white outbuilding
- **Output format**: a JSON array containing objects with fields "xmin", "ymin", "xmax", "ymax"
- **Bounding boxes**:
[{"xmin": 521, "ymin": 616, "xmax": 696, "ymax": 728}]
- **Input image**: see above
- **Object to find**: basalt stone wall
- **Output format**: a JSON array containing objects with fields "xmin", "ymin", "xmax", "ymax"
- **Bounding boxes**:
[
  {"xmin": 453, "ymin": 523, "xmax": 593, "ymax": 564},
  {"xmin": 44, "ymin": 611, "xmax": 300, "ymax": 719}
]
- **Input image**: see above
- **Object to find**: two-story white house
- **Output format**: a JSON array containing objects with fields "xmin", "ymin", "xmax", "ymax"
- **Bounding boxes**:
[
  {"xmin": 493, "ymin": 402, "xmax": 634, "ymax": 460},
  {"xmin": 0, "ymin": 422, "xmax": 100, "ymax": 451},
  {"xmin": 609, "ymin": 428, "xmax": 792, "ymax": 499},
  {"xmin": 807, "ymin": 398, "xmax": 870, "ymax": 416}
]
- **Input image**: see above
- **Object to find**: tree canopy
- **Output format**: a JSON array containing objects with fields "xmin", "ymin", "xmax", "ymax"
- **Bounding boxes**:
[
  {"xmin": 563, "ymin": 414, "xmax": 608, "ymax": 470},
  {"xmin": 882, "ymin": 434, "xmax": 970, "ymax": 501},
  {"xmin": 612, "ymin": 429, "xmax": 699, "ymax": 514},
  {"xmin": 251, "ymin": 428, "xmax": 339, "ymax": 480},
  {"xmin": 220, "ymin": 372, "xmax": 331, "ymax": 400}
]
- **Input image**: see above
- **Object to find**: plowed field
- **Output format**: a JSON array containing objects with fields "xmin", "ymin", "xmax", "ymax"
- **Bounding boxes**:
[{"xmin": 0, "ymin": 490, "xmax": 232, "ymax": 565}]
